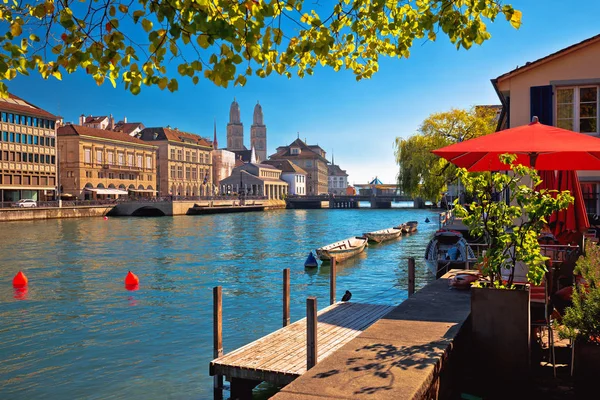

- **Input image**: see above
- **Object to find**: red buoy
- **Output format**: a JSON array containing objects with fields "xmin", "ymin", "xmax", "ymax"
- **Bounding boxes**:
[
  {"xmin": 125, "ymin": 271, "xmax": 139, "ymax": 286},
  {"xmin": 103, "ymin": 216, "xmax": 108, "ymax": 220},
  {"xmin": 13, "ymin": 271, "xmax": 28, "ymax": 288}
]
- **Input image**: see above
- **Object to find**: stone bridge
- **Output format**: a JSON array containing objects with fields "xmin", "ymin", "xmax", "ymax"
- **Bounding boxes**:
[
  {"xmin": 107, "ymin": 199, "xmax": 285, "ymax": 216},
  {"xmin": 286, "ymin": 195, "xmax": 423, "ymax": 209}
]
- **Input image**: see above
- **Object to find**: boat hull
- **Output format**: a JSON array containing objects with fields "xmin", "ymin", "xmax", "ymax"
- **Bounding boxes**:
[
  {"xmin": 316, "ymin": 237, "xmax": 368, "ymax": 262},
  {"xmin": 424, "ymin": 230, "xmax": 475, "ymax": 278},
  {"xmin": 363, "ymin": 228, "xmax": 402, "ymax": 243}
]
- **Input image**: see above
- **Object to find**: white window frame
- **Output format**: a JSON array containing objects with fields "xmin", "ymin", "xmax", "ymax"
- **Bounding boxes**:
[
  {"xmin": 555, "ymin": 85, "xmax": 599, "ymax": 135},
  {"xmin": 84, "ymin": 148, "xmax": 91, "ymax": 164},
  {"xmin": 96, "ymin": 150, "xmax": 103, "ymax": 164}
]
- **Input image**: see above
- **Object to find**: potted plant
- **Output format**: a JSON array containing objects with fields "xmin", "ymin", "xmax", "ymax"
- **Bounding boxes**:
[
  {"xmin": 559, "ymin": 244, "xmax": 600, "ymax": 396},
  {"xmin": 454, "ymin": 154, "xmax": 573, "ymax": 381}
]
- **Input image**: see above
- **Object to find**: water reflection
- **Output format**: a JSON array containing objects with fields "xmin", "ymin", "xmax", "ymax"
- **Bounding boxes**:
[{"xmin": 0, "ymin": 209, "xmax": 439, "ymax": 399}]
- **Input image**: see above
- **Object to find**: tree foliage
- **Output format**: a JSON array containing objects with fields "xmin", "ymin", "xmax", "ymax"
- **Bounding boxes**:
[
  {"xmin": 395, "ymin": 106, "xmax": 498, "ymax": 201},
  {"xmin": 0, "ymin": 0, "xmax": 521, "ymax": 96}
]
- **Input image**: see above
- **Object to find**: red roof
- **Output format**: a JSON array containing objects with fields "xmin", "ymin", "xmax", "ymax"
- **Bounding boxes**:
[
  {"xmin": 58, "ymin": 124, "xmax": 156, "ymax": 146},
  {"xmin": 0, "ymin": 93, "xmax": 57, "ymax": 119}
]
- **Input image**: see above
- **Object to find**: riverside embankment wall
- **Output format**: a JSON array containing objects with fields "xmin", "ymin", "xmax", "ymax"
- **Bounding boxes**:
[{"xmin": 0, "ymin": 206, "xmax": 113, "ymax": 222}]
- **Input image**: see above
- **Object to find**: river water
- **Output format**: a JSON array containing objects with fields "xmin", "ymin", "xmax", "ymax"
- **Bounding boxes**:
[{"xmin": 0, "ymin": 208, "xmax": 439, "ymax": 399}]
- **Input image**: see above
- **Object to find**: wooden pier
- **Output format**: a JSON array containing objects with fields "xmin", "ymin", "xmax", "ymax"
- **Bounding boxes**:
[{"xmin": 210, "ymin": 301, "xmax": 394, "ymax": 393}]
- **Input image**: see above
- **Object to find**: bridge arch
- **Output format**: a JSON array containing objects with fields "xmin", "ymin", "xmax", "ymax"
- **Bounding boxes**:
[{"xmin": 130, "ymin": 206, "xmax": 166, "ymax": 217}]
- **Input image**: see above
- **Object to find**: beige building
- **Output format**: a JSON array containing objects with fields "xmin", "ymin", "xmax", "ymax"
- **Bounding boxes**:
[
  {"xmin": 270, "ymin": 138, "xmax": 329, "ymax": 195},
  {"xmin": 493, "ymin": 33, "xmax": 600, "ymax": 214},
  {"xmin": 57, "ymin": 125, "xmax": 157, "ymax": 199},
  {"xmin": 0, "ymin": 93, "xmax": 58, "ymax": 202},
  {"xmin": 219, "ymin": 162, "xmax": 288, "ymax": 199},
  {"xmin": 139, "ymin": 127, "xmax": 213, "ymax": 197}
]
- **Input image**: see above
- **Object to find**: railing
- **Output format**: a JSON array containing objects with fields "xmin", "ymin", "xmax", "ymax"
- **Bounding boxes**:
[
  {"xmin": 438, "ymin": 209, "xmax": 454, "ymax": 229},
  {"xmin": 467, "ymin": 243, "xmax": 581, "ymax": 266}
]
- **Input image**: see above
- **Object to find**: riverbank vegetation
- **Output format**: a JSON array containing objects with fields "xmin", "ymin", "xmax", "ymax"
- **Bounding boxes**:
[{"xmin": 395, "ymin": 106, "xmax": 499, "ymax": 202}]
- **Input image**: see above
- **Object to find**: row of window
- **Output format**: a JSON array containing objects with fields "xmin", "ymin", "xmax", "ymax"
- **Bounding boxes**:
[
  {"xmin": 0, "ymin": 174, "xmax": 55, "ymax": 186},
  {"xmin": 170, "ymin": 148, "xmax": 210, "ymax": 164},
  {"xmin": 261, "ymin": 170, "xmax": 279, "ymax": 178},
  {"xmin": 170, "ymin": 165, "xmax": 211, "ymax": 180},
  {"xmin": 1, "ymin": 131, "xmax": 56, "ymax": 147},
  {"xmin": 83, "ymin": 148, "xmax": 153, "ymax": 169},
  {"xmin": 0, "ymin": 150, "xmax": 55, "ymax": 164},
  {"xmin": 295, "ymin": 175, "xmax": 305, "ymax": 183},
  {"xmin": 1, "ymin": 112, "xmax": 56, "ymax": 129}
]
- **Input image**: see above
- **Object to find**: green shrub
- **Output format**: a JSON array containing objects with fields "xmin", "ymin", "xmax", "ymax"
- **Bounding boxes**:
[{"xmin": 560, "ymin": 245, "xmax": 600, "ymax": 343}]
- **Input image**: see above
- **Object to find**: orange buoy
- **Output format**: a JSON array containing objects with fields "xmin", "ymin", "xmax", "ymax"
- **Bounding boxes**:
[
  {"xmin": 13, "ymin": 271, "xmax": 28, "ymax": 288},
  {"xmin": 125, "ymin": 271, "xmax": 139, "ymax": 286}
]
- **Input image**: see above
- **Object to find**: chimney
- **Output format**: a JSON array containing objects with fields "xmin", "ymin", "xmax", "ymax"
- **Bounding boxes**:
[
  {"xmin": 109, "ymin": 114, "xmax": 115, "ymax": 130},
  {"xmin": 79, "ymin": 114, "xmax": 85, "ymax": 125},
  {"xmin": 124, "ymin": 116, "xmax": 127, "ymax": 123}
]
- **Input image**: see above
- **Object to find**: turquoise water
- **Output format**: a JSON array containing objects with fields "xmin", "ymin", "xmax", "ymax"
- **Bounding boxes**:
[{"xmin": 0, "ymin": 209, "xmax": 439, "ymax": 399}]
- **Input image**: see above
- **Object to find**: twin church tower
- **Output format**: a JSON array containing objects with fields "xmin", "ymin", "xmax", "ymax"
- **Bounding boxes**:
[{"xmin": 220, "ymin": 98, "xmax": 267, "ymax": 162}]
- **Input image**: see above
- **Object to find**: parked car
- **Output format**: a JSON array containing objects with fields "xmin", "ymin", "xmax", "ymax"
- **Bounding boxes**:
[{"xmin": 13, "ymin": 199, "xmax": 37, "ymax": 208}]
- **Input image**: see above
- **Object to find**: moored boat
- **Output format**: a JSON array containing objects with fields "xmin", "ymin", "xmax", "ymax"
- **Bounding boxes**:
[
  {"xmin": 404, "ymin": 221, "xmax": 418, "ymax": 233},
  {"xmin": 425, "ymin": 229, "xmax": 475, "ymax": 278},
  {"xmin": 363, "ymin": 228, "xmax": 402, "ymax": 243},
  {"xmin": 304, "ymin": 251, "xmax": 318, "ymax": 268},
  {"xmin": 316, "ymin": 236, "xmax": 368, "ymax": 262}
]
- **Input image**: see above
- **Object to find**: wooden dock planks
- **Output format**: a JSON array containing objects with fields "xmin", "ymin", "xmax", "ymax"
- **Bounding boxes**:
[{"xmin": 209, "ymin": 302, "xmax": 394, "ymax": 386}]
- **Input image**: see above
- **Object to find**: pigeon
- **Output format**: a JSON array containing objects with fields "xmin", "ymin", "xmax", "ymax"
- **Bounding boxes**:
[{"xmin": 341, "ymin": 290, "xmax": 352, "ymax": 302}]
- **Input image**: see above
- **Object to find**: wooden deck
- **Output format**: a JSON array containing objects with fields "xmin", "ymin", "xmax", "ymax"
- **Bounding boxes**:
[{"xmin": 209, "ymin": 302, "xmax": 395, "ymax": 386}]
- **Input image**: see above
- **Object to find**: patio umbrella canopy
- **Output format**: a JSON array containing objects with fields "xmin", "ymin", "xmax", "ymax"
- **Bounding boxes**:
[
  {"xmin": 432, "ymin": 120, "xmax": 600, "ymax": 171},
  {"xmin": 551, "ymin": 170, "xmax": 590, "ymax": 237}
]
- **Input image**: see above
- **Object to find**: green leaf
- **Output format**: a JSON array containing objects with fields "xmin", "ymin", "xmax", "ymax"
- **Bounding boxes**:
[{"xmin": 142, "ymin": 19, "xmax": 153, "ymax": 33}]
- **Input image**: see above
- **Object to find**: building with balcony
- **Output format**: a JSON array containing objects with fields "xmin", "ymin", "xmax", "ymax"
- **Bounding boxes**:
[
  {"xmin": 0, "ymin": 93, "xmax": 58, "ymax": 202},
  {"xmin": 139, "ymin": 127, "xmax": 213, "ymax": 197},
  {"xmin": 263, "ymin": 159, "xmax": 307, "ymax": 196},
  {"xmin": 57, "ymin": 125, "xmax": 157, "ymax": 199},
  {"xmin": 492, "ymin": 33, "xmax": 600, "ymax": 215},
  {"xmin": 269, "ymin": 138, "xmax": 329, "ymax": 195},
  {"xmin": 219, "ymin": 162, "xmax": 288, "ymax": 199}
]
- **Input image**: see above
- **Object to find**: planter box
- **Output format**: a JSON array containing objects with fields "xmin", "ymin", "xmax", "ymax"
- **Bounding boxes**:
[
  {"xmin": 471, "ymin": 285, "xmax": 530, "ymax": 382},
  {"xmin": 574, "ymin": 340, "xmax": 600, "ymax": 397}
]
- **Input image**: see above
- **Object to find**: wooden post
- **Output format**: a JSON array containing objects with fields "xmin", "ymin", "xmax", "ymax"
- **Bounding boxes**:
[
  {"xmin": 307, "ymin": 297, "xmax": 317, "ymax": 370},
  {"xmin": 408, "ymin": 257, "xmax": 415, "ymax": 296},
  {"xmin": 213, "ymin": 286, "xmax": 223, "ymax": 390},
  {"xmin": 329, "ymin": 257, "xmax": 336, "ymax": 305},
  {"xmin": 283, "ymin": 268, "xmax": 290, "ymax": 327}
]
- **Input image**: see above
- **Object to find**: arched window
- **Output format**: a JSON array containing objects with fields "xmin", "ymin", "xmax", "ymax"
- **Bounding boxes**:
[
  {"xmin": 84, "ymin": 183, "xmax": 93, "ymax": 188},
  {"xmin": 108, "ymin": 184, "xmax": 116, "ymax": 189},
  {"xmin": 119, "ymin": 184, "xmax": 126, "ymax": 190},
  {"xmin": 97, "ymin": 183, "xmax": 105, "ymax": 188},
  {"xmin": 138, "ymin": 184, "xmax": 144, "ymax": 190}
]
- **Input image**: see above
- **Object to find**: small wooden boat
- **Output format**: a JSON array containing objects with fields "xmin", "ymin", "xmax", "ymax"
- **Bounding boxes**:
[
  {"xmin": 316, "ymin": 236, "xmax": 368, "ymax": 262},
  {"xmin": 394, "ymin": 223, "xmax": 407, "ymax": 233},
  {"xmin": 425, "ymin": 230, "xmax": 475, "ymax": 278},
  {"xmin": 363, "ymin": 227, "xmax": 402, "ymax": 243},
  {"xmin": 404, "ymin": 221, "xmax": 418, "ymax": 233},
  {"xmin": 304, "ymin": 251, "xmax": 318, "ymax": 268}
]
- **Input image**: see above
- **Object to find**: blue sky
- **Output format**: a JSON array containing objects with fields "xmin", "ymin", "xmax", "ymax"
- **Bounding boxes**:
[{"xmin": 9, "ymin": 1, "xmax": 600, "ymax": 184}]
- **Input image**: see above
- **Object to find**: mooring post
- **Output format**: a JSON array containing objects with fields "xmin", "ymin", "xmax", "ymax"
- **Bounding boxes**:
[
  {"xmin": 329, "ymin": 257, "xmax": 336, "ymax": 305},
  {"xmin": 307, "ymin": 297, "xmax": 317, "ymax": 370},
  {"xmin": 283, "ymin": 268, "xmax": 290, "ymax": 327},
  {"xmin": 213, "ymin": 286, "xmax": 223, "ymax": 391},
  {"xmin": 408, "ymin": 257, "xmax": 415, "ymax": 296}
]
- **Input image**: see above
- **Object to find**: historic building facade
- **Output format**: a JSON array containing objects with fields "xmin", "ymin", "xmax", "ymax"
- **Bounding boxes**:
[
  {"xmin": 225, "ymin": 99, "xmax": 268, "ymax": 163},
  {"xmin": 139, "ymin": 127, "xmax": 213, "ymax": 197},
  {"xmin": 219, "ymin": 162, "xmax": 288, "ymax": 199},
  {"xmin": 57, "ymin": 125, "xmax": 157, "ymax": 199},
  {"xmin": 250, "ymin": 102, "xmax": 267, "ymax": 162},
  {"xmin": 263, "ymin": 159, "xmax": 306, "ymax": 196},
  {"xmin": 328, "ymin": 157, "xmax": 349, "ymax": 195},
  {"xmin": 269, "ymin": 138, "xmax": 329, "ymax": 195},
  {"xmin": 0, "ymin": 93, "xmax": 58, "ymax": 202}
]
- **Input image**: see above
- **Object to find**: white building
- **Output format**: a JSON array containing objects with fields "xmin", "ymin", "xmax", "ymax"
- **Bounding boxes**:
[
  {"xmin": 328, "ymin": 161, "xmax": 348, "ymax": 195},
  {"xmin": 264, "ymin": 159, "xmax": 307, "ymax": 196}
]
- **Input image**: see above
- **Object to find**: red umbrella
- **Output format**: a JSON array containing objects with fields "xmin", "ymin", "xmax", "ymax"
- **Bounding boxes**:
[
  {"xmin": 432, "ymin": 120, "xmax": 600, "ymax": 171},
  {"xmin": 551, "ymin": 170, "xmax": 590, "ymax": 239},
  {"xmin": 537, "ymin": 170, "xmax": 557, "ymax": 193}
]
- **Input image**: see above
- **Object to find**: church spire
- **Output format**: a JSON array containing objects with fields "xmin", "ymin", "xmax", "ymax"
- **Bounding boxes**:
[
  {"xmin": 250, "ymin": 146, "xmax": 257, "ymax": 163},
  {"xmin": 213, "ymin": 118, "xmax": 218, "ymax": 149},
  {"xmin": 332, "ymin": 150, "xmax": 334, "ymax": 166}
]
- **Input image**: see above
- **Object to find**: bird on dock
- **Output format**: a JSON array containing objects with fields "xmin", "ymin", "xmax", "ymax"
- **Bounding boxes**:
[{"xmin": 341, "ymin": 290, "xmax": 352, "ymax": 302}]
